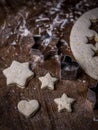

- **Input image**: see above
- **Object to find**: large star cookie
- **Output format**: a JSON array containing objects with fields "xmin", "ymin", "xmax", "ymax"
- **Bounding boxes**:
[
  {"xmin": 3, "ymin": 60, "xmax": 34, "ymax": 88},
  {"xmin": 38, "ymin": 73, "xmax": 57, "ymax": 90},
  {"xmin": 70, "ymin": 8, "xmax": 98, "ymax": 80},
  {"xmin": 54, "ymin": 93, "xmax": 75, "ymax": 112}
]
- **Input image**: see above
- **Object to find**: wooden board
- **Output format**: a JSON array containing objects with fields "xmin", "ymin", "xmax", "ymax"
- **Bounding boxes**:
[
  {"xmin": 0, "ymin": 0, "xmax": 98, "ymax": 130},
  {"xmin": 0, "ymin": 44, "xmax": 98, "ymax": 130}
]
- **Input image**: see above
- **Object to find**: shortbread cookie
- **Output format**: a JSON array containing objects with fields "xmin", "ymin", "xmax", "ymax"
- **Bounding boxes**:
[
  {"xmin": 3, "ymin": 60, "xmax": 34, "ymax": 88},
  {"xmin": 54, "ymin": 93, "xmax": 75, "ymax": 112},
  {"xmin": 38, "ymin": 72, "xmax": 57, "ymax": 90},
  {"xmin": 70, "ymin": 8, "xmax": 98, "ymax": 79},
  {"xmin": 17, "ymin": 100, "xmax": 39, "ymax": 117}
]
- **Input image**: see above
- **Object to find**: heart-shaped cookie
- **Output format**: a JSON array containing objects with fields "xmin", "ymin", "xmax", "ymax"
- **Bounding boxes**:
[{"xmin": 17, "ymin": 100, "xmax": 39, "ymax": 117}]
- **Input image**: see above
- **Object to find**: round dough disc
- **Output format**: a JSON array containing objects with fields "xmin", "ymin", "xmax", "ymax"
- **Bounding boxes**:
[{"xmin": 70, "ymin": 8, "xmax": 98, "ymax": 80}]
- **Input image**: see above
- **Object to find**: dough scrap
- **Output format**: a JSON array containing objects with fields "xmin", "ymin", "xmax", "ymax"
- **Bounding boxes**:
[{"xmin": 70, "ymin": 8, "xmax": 98, "ymax": 79}]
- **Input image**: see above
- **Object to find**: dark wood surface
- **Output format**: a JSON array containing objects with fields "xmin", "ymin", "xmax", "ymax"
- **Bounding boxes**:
[
  {"xmin": 0, "ymin": 69, "xmax": 97, "ymax": 130},
  {"xmin": 0, "ymin": 1, "xmax": 98, "ymax": 130},
  {"xmin": 0, "ymin": 44, "xmax": 98, "ymax": 130}
]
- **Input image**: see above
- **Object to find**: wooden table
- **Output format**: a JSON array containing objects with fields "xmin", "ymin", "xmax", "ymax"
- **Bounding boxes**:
[{"xmin": 0, "ymin": 1, "xmax": 98, "ymax": 130}]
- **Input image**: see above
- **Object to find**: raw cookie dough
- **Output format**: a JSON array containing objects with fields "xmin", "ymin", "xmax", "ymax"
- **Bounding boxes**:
[
  {"xmin": 54, "ymin": 93, "xmax": 75, "ymax": 112},
  {"xmin": 17, "ymin": 100, "xmax": 39, "ymax": 117},
  {"xmin": 70, "ymin": 8, "xmax": 98, "ymax": 80},
  {"xmin": 39, "ymin": 73, "xmax": 57, "ymax": 90},
  {"xmin": 3, "ymin": 60, "xmax": 34, "ymax": 88}
]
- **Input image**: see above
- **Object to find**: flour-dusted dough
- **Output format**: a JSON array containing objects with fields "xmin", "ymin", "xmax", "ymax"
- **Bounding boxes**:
[
  {"xmin": 3, "ymin": 60, "xmax": 34, "ymax": 88},
  {"xmin": 54, "ymin": 93, "xmax": 75, "ymax": 112},
  {"xmin": 18, "ymin": 100, "xmax": 39, "ymax": 117},
  {"xmin": 39, "ymin": 73, "xmax": 57, "ymax": 90},
  {"xmin": 70, "ymin": 8, "xmax": 98, "ymax": 80}
]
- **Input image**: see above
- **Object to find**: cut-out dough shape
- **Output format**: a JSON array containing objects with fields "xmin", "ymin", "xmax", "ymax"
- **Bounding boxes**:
[
  {"xmin": 54, "ymin": 93, "xmax": 75, "ymax": 112},
  {"xmin": 3, "ymin": 60, "xmax": 34, "ymax": 88},
  {"xmin": 70, "ymin": 8, "xmax": 98, "ymax": 80},
  {"xmin": 39, "ymin": 73, "xmax": 57, "ymax": 90},
  {"xmin": 18, "ymin": 100, "xmax": 39, "ymax": 117}
]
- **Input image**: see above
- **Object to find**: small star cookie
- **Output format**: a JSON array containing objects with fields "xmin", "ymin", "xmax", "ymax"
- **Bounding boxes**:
[
  {"xmin": 54, "ymin": 93, "xmax": 75, "ymax": 112},
  {"xmin": 38, "ymin": 73, "xmax": 57, "ymax": 90},
  {"xmin": 3, "ymin": 60, "xmax": 34, "ymax": 88}
]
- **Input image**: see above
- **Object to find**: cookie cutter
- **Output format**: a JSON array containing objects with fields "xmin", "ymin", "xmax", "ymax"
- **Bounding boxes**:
[
  {"xmin": 32, "ymin": 32, "xmax": 51, "ymax": 49},
  {"xmin": 61, "ymin": 55, "xmax": 80, "ymax": 80},
  {"xmin": 56, "ymin": 39, "xmax": 68, "ymax": 55},
  {"xmin": 32, "ymin": 35, "xmax": 41, "ymax": 49}
]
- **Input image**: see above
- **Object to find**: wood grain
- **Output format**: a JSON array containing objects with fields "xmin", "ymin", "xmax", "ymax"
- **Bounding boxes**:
[
  {"xmin": 0, "ymin": 1, "xmax": 98, "ymax": 130},
  {"xmin": 0, "ymin": 50, "xmax": 98, "ymax": 130}
]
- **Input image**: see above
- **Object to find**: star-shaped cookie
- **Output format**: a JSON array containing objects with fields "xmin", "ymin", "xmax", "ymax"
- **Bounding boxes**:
[
  {"xmin": 3, "ymin": 60, "xmax": 34, "ymax": 88},
  {"xmin": 38, "ymin": 73, "xmax": 57, "ymax": 90},
  {"xmin": 54, "ymin": 93, "xmax": 75, "ymax": 112}
]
